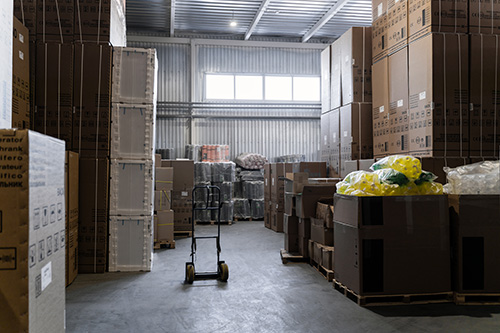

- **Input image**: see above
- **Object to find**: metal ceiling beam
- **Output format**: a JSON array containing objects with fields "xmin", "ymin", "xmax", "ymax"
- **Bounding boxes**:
[
  {"xmin": 244, "ymin": 0, "xmax": 272, "ymax": 40},
  {"xmin": 170, "ymin": 0, "xmax": 176, "ymax": 37},
  {"xmin": 302, "ymin": 0, "xmax": 350, "ymax": 43}
]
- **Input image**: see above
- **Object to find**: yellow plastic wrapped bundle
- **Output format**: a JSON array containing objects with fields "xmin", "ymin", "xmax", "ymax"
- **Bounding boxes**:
[{"xmin": 371, "ymin": 155, "xmax": 422, "ymax": 181}]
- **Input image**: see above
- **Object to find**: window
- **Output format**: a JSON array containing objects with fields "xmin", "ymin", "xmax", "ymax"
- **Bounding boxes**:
[{"xmin": 204, "ymin": 73, "xmax": 320, "ymax": 102}]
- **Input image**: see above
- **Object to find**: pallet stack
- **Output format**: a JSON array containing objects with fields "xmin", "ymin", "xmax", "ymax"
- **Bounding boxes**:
[
  {"xmin": 233, "ymin": 168, "xmax": 265, "ymax": 221},
  {"xmin": 154, "ymin": 154, "xmax": 175, "ymax": 249},
  {"xmin": 108, "ymin": 48, "xmax": 158, "ymax": 272}
]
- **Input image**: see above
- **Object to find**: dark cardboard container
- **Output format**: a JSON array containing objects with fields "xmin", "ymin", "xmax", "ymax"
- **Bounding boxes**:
[
  {"xmin": 298, "ymin": 217, "xmax": 311, "ymax": 240},
  {"xmin": 322, "ymin": 247, "xmax": 334, "ymax": 270},
  {"xmin": 419, "ymin": 157, "xmax": 469, "ymax": 184},
  {"xmin": 333, "ymin": 194, "xmax": 451, "ymax": 296},
  {"xmin": 292, "ymin": 162, "xmax": 327, "ymax": 178},
  {"xmin": 296, "ymin": 185, "xmax": 336, "ymax": 219},
  {"xmin": 372, "ymin": 56, "xmax": 390, "ymax": 157},
  {"xmin": 316, "ymin": 200, "xmax": 334, "ymax": 228},
  {"xmin": 299, "ymin": 237, "xmax": 309, "ymax": 258},
  {"xmin": 74, "ymin": 0, "xmax": 125, "ymax": 45},
  {"xmin": 36, "ymin": 0, "xmax": 74, "ymax": 42},
  {"xmin": 469, "ymin": 0, "xmax": 500, "ymax": 34},
  {"xmin": 449, "ymin": 195, "xmax": 500, "ymax": 293},
  {"xmin": 388, "ymin": 46, "xmax": 409, "ymax": 154},
  {"xmin": 284, "ymin": 192, "xmax": 296, "ymax": 216},
  {"xmin": 12, "ymin": 18, "xmax": 30, "ymax": 129},
  {"xmin": 264, "ymin": 163, "xmax": 271, "ymax": 202},
  {"xmin": 14, "ymin": 0, "xmax": 37, "ymax": 39},
  {"xmin": 285, "ymin": 232, "xmax": 300, "ymax": 253},
  {"xmin": 310, "ymin": 218, "xmax": 334, "ymax": 246},
  {"xmin": 284, "ymin": 214, "xmax": 299, "ymax": 235},
  {"xmin": 271, "ymin": 210, "xmax": 284, "ymax": 233},
  {"xmin": 161, "ymin": 160, "xmax": 195, "ymax": 191},
  {"xmin": 173, "ymin": 212, "xmax": 192, "ymax": 231}
]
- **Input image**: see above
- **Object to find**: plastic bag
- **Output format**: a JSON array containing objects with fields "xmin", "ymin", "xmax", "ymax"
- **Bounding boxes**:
[
  {"xmin": 444, "ymin": 160, "xmax": 500, "ymax": 194},
  {"xmin": 373, "ymin": 168, "xmax": 409, "ymax": 186},
  {"xmin": 371, "ymin": 155, "xmax": 422, "ymax": 181}
]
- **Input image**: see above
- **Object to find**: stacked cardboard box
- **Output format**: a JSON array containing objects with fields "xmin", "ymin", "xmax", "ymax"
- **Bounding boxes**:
[
  {"xmin": 65, "ymin": 151, "xmax": 79, "ymax": 286},
  {"xmin": 270, "ymin": 163, "xmax": 293, "ymax": 232},
  {"xmin": 162, "ymin": 160, "xmax": 195, "ymax": 231},
  {"xmin": 264, "ymin": 164, "xmax": 272, "ymax": 228},
  {"xmin": 108, "ymin": 48, "xmax": 158, "ymax": 272},
  {"xmin": 154, "ymin": 154, "xmax": 174, "ymax": 245},
  {"xmin": 321, "ymin": 27, "xmax": 373, "ymax": 178},
  {"xmin": 309, "ymin": 200, "xmax": 334, "ymax": 271},
  {"xmin": 0, "ymin": 130, "xmax": 66, "ymax": 331},
  {"xmin": 1, "ymin": 3, "xmax": 13, "ymax": 129},
  {"xmin": 12, "ymin": 17, "xmax": 30, "ymax": 129}
]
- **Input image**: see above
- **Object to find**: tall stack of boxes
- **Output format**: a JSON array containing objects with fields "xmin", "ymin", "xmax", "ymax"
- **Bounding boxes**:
[
  {"xmin": 12, "ymin": 17, "xmax": 30, "ymax": 129},
  {"xmin": 154, "ymin": 154, "xmax": 174, "ymax": 246},
  {"xmin": 321, "ymin": 27, "xmax": 374, "ymax": 178},
  {"xmin": 65, "ymin": 151, "xmax": 79, "ymax": 285},
  {"xmin": 108, "ymin": 48, "xmax": 158, "ymax": 272},
  {"xmin": 270, "ymin": 163, "xmax": 292, "ymax": 232},
  {"xmin": 1, "ymin": 2, "xmax": 13, "ymax": 129},
  {"xmin": 309, "ymin": 200, "xmax": 334, "ymax": 272}
]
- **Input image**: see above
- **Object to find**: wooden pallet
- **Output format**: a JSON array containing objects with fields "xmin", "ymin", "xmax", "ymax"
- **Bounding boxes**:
[
  {"xmin": 333, "ymin": 279, "xmax": 453, "ymax": 306},
  {"xmin": 310, "ymin": 260, "xmax": 334, "ymax": 282},
  {"xmin": 174, "ymin": 230, "xmax": 192, "ymax": 238},
  {"xmin": 454, "ymin": 292, "xmax": 500, "ymax": 305},
  {"xmin": 233, "ymin": 217, "xmax": 253, "ymax": 222},
  {"xmin": 280, "ymin": 249, "xmax": 308, "ymax": 264},
  {"xmin": 195, "ymin": 220, "xmax": 233, "ymax": 225},
  {"xmin": 154, "ymin": 240, "xmax": 175, "ymax": 250}
]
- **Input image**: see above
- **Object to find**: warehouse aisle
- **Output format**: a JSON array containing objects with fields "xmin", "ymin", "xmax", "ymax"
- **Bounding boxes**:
[{"xmin": 66, "ymin": 222, "xmax": 500, "ymax": 332}]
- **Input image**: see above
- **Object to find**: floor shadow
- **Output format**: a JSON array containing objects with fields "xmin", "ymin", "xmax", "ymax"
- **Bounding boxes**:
[{"xmin": 369, "ymin": 303, "xmax": 500, "ymax": 318}]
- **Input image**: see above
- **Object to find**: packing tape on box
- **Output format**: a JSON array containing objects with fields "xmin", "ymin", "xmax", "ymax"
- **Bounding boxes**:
[
  {"xmin": 158, "ymin": 223, "xmax": 174, "ymax": 226},
  {"xmin": 158, "ymin": 190, "xmax": 171, "ymax": 210}
]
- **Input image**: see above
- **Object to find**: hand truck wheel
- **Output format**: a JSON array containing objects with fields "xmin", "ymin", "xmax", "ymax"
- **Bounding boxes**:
[
  {"xmin": 185, "ymin": 264, "xmax": 195, "ymax": 284},
  {"xmin": 219, "ymin": 263, "xmax": 229, "ymax": 282}
]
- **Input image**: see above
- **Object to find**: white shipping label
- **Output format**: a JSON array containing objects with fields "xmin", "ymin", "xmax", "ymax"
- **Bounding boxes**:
[
  {"xmin": 19, "ymin": 50, "xmax": 23, "ymax": 60},
  {"xmin": 378, "ymin": 3, "xmax": 383, "ymax": 17},
  {"xmin": 344, "ymin": 131, "xmax": 348, "ymax": 137},
  {"xmin": 379, "ymin": 105, "xmax": 385, "ymax": 113},
  {"xmin": 419, "ymin": 91, "xmax": 426, "ymax": 100},
  {"xmin": 397, "ymin": 99, "xmax": 403, "ymax": 107},
  {"xmin": 345, "ymin": 55, "xmax": 349, "ymax": 63},
  {"xmin": 41, "ymin": 262, "xmax": 52, "ymax": 292},
  {"xmin": 265, "ymin": 179, "xmax": 268, "ymax": 186},
  {"xmin": 181, "ymin": 191, "xmax": 188, "ymax": 197},
  {"xmin": 272, "ymin": 178, "xmax": 275, "ymax": 186},
  {"xmin": 324, "ymin": 135, "xmax": 327, "ymax": 144},
  {"xmin": 19, "ymin": 33, "xmax": 24, "ymax": 43}
]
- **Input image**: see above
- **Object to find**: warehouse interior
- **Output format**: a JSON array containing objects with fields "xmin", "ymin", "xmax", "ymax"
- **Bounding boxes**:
[{"xmin": 2, "ymin": 0, "xmax": 500, "ymax": 332}]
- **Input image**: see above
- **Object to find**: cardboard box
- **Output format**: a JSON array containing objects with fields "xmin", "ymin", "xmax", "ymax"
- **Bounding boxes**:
[
  {"xmin": 333, "ymin": 194, "xmax": 451, "ymax": 295},
  {"xmin": 339, "ymin": 27, "xmax": 372, "ymax": 105},
  {"xmin": 331, "ymin": 42, "xmax": 342, "ymax": 109},
  {"xmin": 66, "ymin": 225, "xmax": 78, "ymax": 286},
  {"xmin": 408, "ymin": 33, "xmax": 469, "ymax": 157},
  {"xmin": 469, "ymin": 34, "xmax": 500, "ymax": 158},
  {"xmin": 285, "ymin": 232, "xmax": 300, "ymax": 253},
  {"xmin": 155, "ymin": 167, "xmax": 174, "ymax": 191},
  {"xmin": 65, "ymin": 151, "xmax": 79, "ymax": 229},
  {"xmin": 298, "ymin": 217, "xmax": 311, "ymax": 239},
  {"xmin": 372, "ymin": 56, "xmax": 390, "ymax": 157},
  {"xmin": 388, "ymin": 46, "xmax": 409, "ymax": 154},
  {"xmin": 0, "ymin": 129, "xmax": 66, "ymax": 332},
  {"xmin": 109, "ymin": 215, "xmax": 153, "ymax": 272},
  {"xmin": 0, "ymin": 3, "xmax": 13, "ymax": 129},
  {"xmin": 155, "ymin": 154, "xmax": 161, "ymax": 167},
  {"xmin": 265, "ymin": 208, "xmax": 271, "ymax": 229},
  {"xmin": 78, "ymin": 157, "xmax": 109, "ymax": 273},
  {"xmin": 387, "ymin": 0, "xmax": 408, "ymax": 53},
  {"xmin": 299, "ymin": 237, "xmax": 309, "ymax": 258},
  {"xmin": 284, "ymin": 192, "xmax": 296, "ymax": 216},
  {"xmin": 110, "ymin": 103, "xmax": 155, "ymax": 159},
  {"xmin": 14, "ymin": 0, "xmax": 37, "ymax": 39},
  {"xmin": 408, "ymin": 0, "xmax": 467, "ymax": 41},
  {"xmin": 161, "ymin": 160, "xmax": 194, "ymax": 191},
  {"xmin": 284, "ymin": 214, "xmax": 299, "ymax": 234},
  {"xmin": 264, "ymin": 163, "xmax": 271, "ymax": 202},
  {"xmin": 156, "ymin": 210, "xmax": 174, "ymax": 241},
  {"xmin": 372, "ymin": 0, "xmax": 388, "ymax": 62},
  {"xmin": 292, "ymin": 162, "xmax": 327, "ymax": 178},
  {"xmin": 33, "ymin": 106, "xmax": 73, "ymax": 149},
  {"xmin": 322, "ymin": 246, "xmax": 334, "ymax": 271},
  {"xmin": 271, "ymin": 210, "xmax": 284, "ymax": 232},
  {"xmin": 419, "ymin": 157, "xmax": 469, "ymax": 184},
  {"xmin": 469, "ymin": 0, "xmax": 500, "ymax": 34},
  {"xmin": 155, "ymin": 190, "xmax": 171, "ymax": 211},
  {"xmin": 174, "ymin": 211, "xmax": 192, "ymax": 231},
  {"xmin": 109, "ymin": 159, "xmax": 154, "ymax": 216},
  {"xmin": 321, "ymin": 111, "xmax": 331, "ymax": 162},
  {"xmin": 313, "ymin": 241, "xmax": 323, "ymax": 265},
  {"xmin": 321, "ymin": 46, "xmax": 331, "ymax": 113},
  {"xmin": 12, "ymin": 17, "xmax": 30, "ymax": 129},
  {"xmin": 449, "ymin": 195, "xmax": 500, "ymax": 293},
  {"xmin": 316, "ymin": 200, "xmax": 334, "ymax": 229},
  {"xmin": 330, "ymin": 108, "xmax": 341, "ymax": 177},
  {"xmin": 74, "ymin": 0, "xmax": 126, "ymax": 46},
  {"xmin": 340, "ymin": 103, "xmax": 373, "ymax": 172},
  {"xmin": 296, "ymin": 185, "xmax": 336, "ymax": 219},
  {"xmin": 36, "ymin": 0, "xmax": 74, "ymax": 42},
  {"xmin": 310, "ymin": 218, "xmax": 334, "ymax": 246}
]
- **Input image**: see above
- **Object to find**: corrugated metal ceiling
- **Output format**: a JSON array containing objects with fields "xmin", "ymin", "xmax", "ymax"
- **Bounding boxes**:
[{"xmin": 126, "ymin": 0, "xmax": 372, "ymax": 42}]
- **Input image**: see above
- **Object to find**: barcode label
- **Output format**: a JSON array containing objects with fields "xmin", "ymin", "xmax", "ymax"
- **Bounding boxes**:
[{"xmin": 419, "ymin": 91, "xmax": 426, "ymax": 100}]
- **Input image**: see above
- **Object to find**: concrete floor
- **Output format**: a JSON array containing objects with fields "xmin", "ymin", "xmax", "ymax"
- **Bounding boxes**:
[{"xmin": 66, "ymin": 221, "xmax": 500, "ymax": 333}]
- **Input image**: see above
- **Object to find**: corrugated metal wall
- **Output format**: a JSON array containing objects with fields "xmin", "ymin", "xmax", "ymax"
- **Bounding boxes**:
[{"xmin": 129, "ymin": 39, "xmax": 322, "ymax": 161}]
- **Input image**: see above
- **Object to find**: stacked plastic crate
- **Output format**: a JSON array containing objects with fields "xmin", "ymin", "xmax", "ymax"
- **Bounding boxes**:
[{"xmin": 108, "ymin": 48, "xmax": 158, "ymax": 272}]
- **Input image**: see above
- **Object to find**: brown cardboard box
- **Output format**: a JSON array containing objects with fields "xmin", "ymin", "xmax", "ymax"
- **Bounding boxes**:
[
  {"xmin": 469, "ymin": 34, "xmax": 500, "ymax": 158},
  {"xmin": 161, "ymin": 160, "xmax": 195, "ymax": 191},
  {"xmin": 387, "ymin": 0, "xmax": 408, "ymax": 53},
  {"xmin": 316, "ymin": 200, "xmax": 334, "ymax": 229},
  {"xmin": 65, "ymin": 151, "xmax": 79, "ymax": 229},
  {"xmin": 321, "ymin": 46, "xmax": 331, "ymax": 113},
  {"xmin": 155, "ymin": 153, "xmax": 161, "ymax": 167},
  {"xmin": 331, "ymin": 42, "xmax": 342, "ymax": 109},
  {"xmin": 36, "ymin": 0, "xmax": 74, "ymax": 42},
  {"xmin": 322, "ymin": 246, "xmax": 334, "ymax": 270},
  {"xmin": 284, "ymin": 214, "xmax": 299, "ymax": 234},
  {"xmin": 33, "ymin": 106, "xmax": 73, "ymax": 148},
  {"xmin": 372, "ymin": 0, "xmax": 388, "ymax": 62},
  {"xmin": 469, "ymin": 0, "xmax": 500, "ymax": 34},
  {"xmin": 156, "ymin": 210, "xmax": 174, "ymax": 241},
  {"xmin": 388, "ymin": 46, "xmax": 409, "ymax": 154},
  {"xmin": 72, "ymin": 106, "xmax": 111, "ymax": 155},
  {"xmin": 330, "ymin": 108, "xmax": 341, "ymax": 177},
  {"xmin": 408, "ymin": 33, "xmax": 469, "ymax": 157},
  {"xmin": 12, "ymin": 17, "xmax": 30, "ymax": 129},
  {"xmin": 78, "ymin": 157, "xmax": 109, "ymax": 273},
  {"xmin": 333, "ymin": 194, "xmax": 451, "ymax": 295},
  {"xmin": 339, "ymin": 27, "xmax": 372, "ymax": 104},
  {"xmin": 449, "ymin": 195, "xmax": 500, "ymax": 293},
  {"xmin": 154, "ymin": 190, "xmax": 171, "ymax": 211},
  {"xmin": 265, "ymin": 208, "xmax": 271, "ymax": 229},
  {"xmin": 310, "ymin": 218, "xmax": 334, "ymax": 246},
  {"xmin": 14, "ymin": 0, "xmax": 37, "ymax": 39},
  {"xmin": 298, "ymin": 217, "xmax": 311, "ymax": 239},
  {"xmin": 173, "ymin": 212, "xmax": 192, "ymax": 231},
  {"xmin": 299, "ymin": 237, "xmax": 309, "ymax": 258},
  {"xmin": 321, "ymin": 111, "xmax": 331, "ymax": 161},
  {"xmin": 271, "ymin": 210, "xmax": 284, "ymax": 232},
  {"xmin": 419, "ymin": 157, "xmax": 469, "ymax": 184},
  {"xmin": 155, "ymin": 167, "xmax": 174, "ymax": 191},
  {"xmin": 285, "ymin": 232, "xmax": 300, "ymax": 253},
  {"xmin": 66, "ymin": 225, "xmax": 78, "ymax": 286},
  {"xmin": 340, "ymin": 103, "xmax": 373, "ymax": 173},
  {"xmin": 372, "ymin": 56, "xmax": 390, "ymax": 157},
  {"xmin": 313, "ymin": 241, "xmax": 323, "ymax": 265},
  {"xmin": 284, "ymin": 192, "xmax": 296, "ymax": 216},
  {"xmin": 296, "ymin": 185, "xmax": 336, "ymax": 219},
  {"xmin": 264, "ymin": 163, "xmax": 271, "ymax": 201},
  {"xmin": 408, "ymin": 0, "xmax": 467, "ymax": 41},
  {"xmin": 292, "ymin": 162, "xmax": 327, "ymax": 178}
]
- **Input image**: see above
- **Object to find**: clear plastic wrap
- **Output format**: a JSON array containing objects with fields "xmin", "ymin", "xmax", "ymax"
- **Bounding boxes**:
[
  {"xmin": 211, "ymin": 162, "xmax": 236, "ymax": 182},
  {"xmin": 242, "ymin": 181, "xmax": 264, "ymax": 200},
  {"xmin": 444, "ymin": 160, "xmax": 500, "ymax": 194},
  {"xmin": 233, "ymin": 198, "xmax": 251, "ymax": 219},
  {"xmin": 239, "ymin": 170, "xmax": 265, "ymax": 181},
  {"xmin": 193, "ymin": 184, "xmax": 212, "ymax": 202},
  {"xmin": 212, "ymin": 182, "xmax": 234, "ymax": 203},
  {"xmin": 235, "ymin": 153, "xmax": 268, "ymax": 170},
  {"xmin": 156, "ymin": 148, "xmax": 175, "ymax": 159},
  {"xmin": 250, "ymin": 199, "xmax": 265, "ymax": 219},
  {"xmin": 194, "ymin": 207, "xmax": 211, "ymax": 222},
  {"xmin": 274, "ymin": 154, "xmax": 306, "ymax": 163},
  {"xmin": 194, "ymin": 162, "xmax": 212, "ymax": 184},
  {"xmin": 211, "ymin": 201, "xmax": 234, "ymax": 222},
  {"xmin": 185, "ymin": 144, "xmax": 202, "ymax": 162},
  {"xmin": 371, "ymin": 155, "xmax": 422, "ymax": 181}
]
